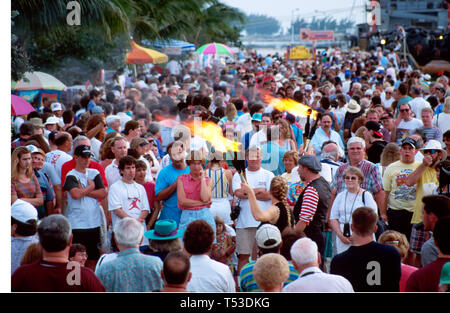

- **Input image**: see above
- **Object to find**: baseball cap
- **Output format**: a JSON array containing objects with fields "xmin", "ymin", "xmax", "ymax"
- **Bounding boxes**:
[
  {"xmin": 51, "ymin": 102, "xmax": 63, "ymax": 112},
  {"xmin": 401, "ymin": 138, "xmax": 417, "ymax": 149},
  {"xmin": 26, "ymin": 145, "xmax": 45, "ymax": 156},
  {"xmin": 298, "ymin": 155, "xmax": 322, "ymax": 172},
  {"xmin": 74, "ymin": 145, "xmax": 92, "ymax": 157},
  {"xmin": 11, "ymin": 199, "xmax": 38, "ymax": 223},
  {"xmin": 380, "ymin": 112, "xmax": 393, "ymax": 120},
  {"xmin": 252, "ymin": 113, "xmax": 262, "ymax": 122},
  {"xmin": 304, "ymin": 84, "xmax": 312, "ymax": 91},
  {"xmin": 365, "ymin": 121, "xmax": 383, "ymax": 138},
  {"xmin": 256, "ymin": 224, "xmax": 282, "ymax": 249}
]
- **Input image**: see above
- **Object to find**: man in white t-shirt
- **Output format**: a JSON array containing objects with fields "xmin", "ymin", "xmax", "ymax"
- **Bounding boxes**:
[
  {"xmin": 394, "ymin": 103, "xmax": 423, "ymax": 144},
  {"xmin": 232, "ymin": 146, "xmax": 274, "ymax": 274},
  {"xmin": 105, "ymin": 136, "xmax": 128, "ymax": 186},
  {"xmin": 62, "ymin": 145, "xmax": 107, "ymax": 265},
  {"xmin": 108, "ymin": 156, "xmax": 150, "ymax": 247},
  {"xmin": 45, "ymin": 132, "xmax": 73, "ymax": 180}
]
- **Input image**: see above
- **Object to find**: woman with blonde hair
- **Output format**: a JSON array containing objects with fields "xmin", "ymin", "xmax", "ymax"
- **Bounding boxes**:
[
  {"xmin": 281, "ymin": 150, "xmax": 300, "ymax": 185},
  {"xmin": 329, "ymin": 166, "xmax": 378, "ymax": 254},
  {"xmin": 253, "ymin": 253, "xmax": 290, "ymax": 292},
  {"xmin": 378, "ymin": 230, "xmax": 418, "ymax": 292},
  {"xmin": 240, "ymin": 176, "xmax": 294, "ymax": 234},
  {"xmin": 276, "ymin": 119, "xmax": 297, "ymax": 152},
  {"xmin": 11, "ymin": 147, "xmax": 43, "ymax": 207},
  {"xmin": 378, "ymin": 142, "xmax": 401, "ymax": 177}
]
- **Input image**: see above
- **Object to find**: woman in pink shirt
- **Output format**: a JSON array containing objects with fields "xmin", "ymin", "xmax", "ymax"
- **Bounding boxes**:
[{"xmin": 177, "ymin": 150, "xmax": 215, "ymax": 239}]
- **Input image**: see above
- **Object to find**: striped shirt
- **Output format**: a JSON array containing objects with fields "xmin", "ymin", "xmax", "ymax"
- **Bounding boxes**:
[
  {"xmin": 422, "ymin": 127, "xmax": 442, "ymax": 142},
  {"xmin": 11, "ymin": 175, "xmax": 42, "ymax": 202},
  {"xmin": 207, "ymin": 168, "xmax": 228, "ymax": 199},
  {"xmin": 331, "ymin": 160, "xmax": 383, "ymax": 195},
  {"xmin": 239, "ymin": 260, "xmax": 299, "ymax": 292},
  {"xmin": 299, "ymin": 186, "xmax": 320, "ymax": 224}
]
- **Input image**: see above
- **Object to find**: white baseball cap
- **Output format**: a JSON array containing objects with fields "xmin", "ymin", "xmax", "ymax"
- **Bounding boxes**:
[
  {"xmin": 11, "ymin": 199, "xmax": 38, "ymax": 223},
  {"xmin": 305, "ymin": 84, "xmax": 312, "ymax": 91},
  {"xmin": 106, "ymin": 115, "xmax": 120, "ymax": 125},
  {"xmin": 256, "ymin": 224, "xmax": 282, "ymax": 249},
  {"xmin": 51, "ymin": 102, "xmax": 63, "ymax": 111}
]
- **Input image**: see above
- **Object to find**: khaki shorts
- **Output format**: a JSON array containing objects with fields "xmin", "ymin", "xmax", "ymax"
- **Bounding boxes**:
[{"xmin": 236, "ymin": 227, "xmax": 257, "ymax": 255}]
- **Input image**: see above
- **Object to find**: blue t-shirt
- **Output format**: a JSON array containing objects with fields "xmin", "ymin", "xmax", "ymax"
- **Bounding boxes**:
[{"xmin": 154, "ymin": 164, "xmax": 190, "ymax": 225}]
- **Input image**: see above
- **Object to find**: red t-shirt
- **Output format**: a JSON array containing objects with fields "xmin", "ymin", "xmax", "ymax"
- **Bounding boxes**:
[
  {"xmin": 12, "ymin": 260, "xmax": 105, "ymax": 292},
  {"xmin": 61, "ymin": 159, "xmax": 108, "ymax": 188},
  {"xmin": 142, "ymin": 181, "xmax": 156, "ymax": 210}
]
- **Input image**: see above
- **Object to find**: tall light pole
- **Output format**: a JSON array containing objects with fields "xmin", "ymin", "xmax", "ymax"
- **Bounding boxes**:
[{"xmin": 291, "ymin": 8, "xmax": 299, "ymax": 44}]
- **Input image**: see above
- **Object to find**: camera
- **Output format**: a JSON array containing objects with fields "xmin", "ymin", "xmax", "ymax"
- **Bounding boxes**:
[
  {"xmin": 230, "ymin": 205, "xmax": 241, "ymax": 221},
  {"xmin": 343, "ymin": 223, "xmax": 351, "ymax": 238}
]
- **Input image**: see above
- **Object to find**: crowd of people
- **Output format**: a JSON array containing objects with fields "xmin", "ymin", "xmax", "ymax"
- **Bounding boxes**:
[{"xmin": 10, "ymin": 45, "xmax": 450, "ymax": 292}]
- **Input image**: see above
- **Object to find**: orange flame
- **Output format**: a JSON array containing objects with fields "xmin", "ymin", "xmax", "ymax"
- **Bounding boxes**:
[
  {"xmin": 184, "ymin": 120, "xmax": 241, "ymax": 153},
  {"xmin": 264, "ymin": 95, "xmax": 318, "ymax": 119}
]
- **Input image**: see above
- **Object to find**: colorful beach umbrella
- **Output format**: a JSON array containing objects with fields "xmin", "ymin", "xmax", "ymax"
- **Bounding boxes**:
[
  {"xmin": 14, "ymin": 72, "xmax": 66, "ymax": 91},
  {"xmin": 126, "ymin": 40, "xmax": 168, "ymax": 64},
  {"xmin": 11, "ymin": 94, "xmax": 35, "ymax": 116},
  {"xmin": 196, "ymin": 42, "xmax": 234, "ymax": 55}
]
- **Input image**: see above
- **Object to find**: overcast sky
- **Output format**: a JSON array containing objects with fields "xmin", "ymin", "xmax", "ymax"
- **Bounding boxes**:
[{"xmin": 222, "ymin": 0, "xmax": 368, "ymax": 29}]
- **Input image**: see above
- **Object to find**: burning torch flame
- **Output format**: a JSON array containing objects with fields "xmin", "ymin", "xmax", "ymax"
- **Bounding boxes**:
[
  {"xmin": 264, "ymin": 95, "xmax": 318, "ymax": 120},
  {"xmin": 154, "ymin": 114, "xmax": 241, "ymax": 153},
  {"xmin": 185, "ymin": 120, "xmax": 241, "ymax": 153}
]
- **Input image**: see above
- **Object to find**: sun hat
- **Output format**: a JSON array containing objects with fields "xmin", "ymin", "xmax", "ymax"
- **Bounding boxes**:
[
  {"xmin": 29, "ymin": 117, "xmax": 44, "ymax": 128},
  {"xmin": 420, "ymin": 139, "xmax": 447, "ymax": 160},
  {"xmin": 11, "ymin": 199, "xmax": 38, "ymax": 223},
  {"xmin": 347, "ymin": 99, "xmax": 361, "ymax": 113},
  {"xmin": 256, "ymin": 224, "xmax": 282, "ymax": 249},
  {"xmin": 144, "ymin": 219, "xmax": 184, "ymax": 240}
]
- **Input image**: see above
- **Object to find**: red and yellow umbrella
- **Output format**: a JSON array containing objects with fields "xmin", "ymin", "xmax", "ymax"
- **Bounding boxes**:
[{"xmin": 126, "ymin": 40, "xmax": 168, "ymax": 64}]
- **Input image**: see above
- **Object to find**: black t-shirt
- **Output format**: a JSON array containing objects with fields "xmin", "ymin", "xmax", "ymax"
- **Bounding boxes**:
[
  {"xmin": 367, "ymin": 140, "xmax": 387, "ymax": 164},
  {"xmin": 330, "ymin": 241, "xmax": 401, "ymax": 292}
]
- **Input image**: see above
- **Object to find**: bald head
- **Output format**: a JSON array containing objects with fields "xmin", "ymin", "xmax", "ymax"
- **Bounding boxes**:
[
  {"xmin": 321, "ymin": 142, "xmax": 339, "ymax": 162},
  {"xmin": 162, "ymin": 251, "xmax": 191, "ymax": 286}
]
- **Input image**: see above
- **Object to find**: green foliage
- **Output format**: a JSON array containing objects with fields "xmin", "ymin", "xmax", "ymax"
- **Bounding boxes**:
[
  {"xmin": 245, "ymin": 14, "xmax": 281, "ymax": 35},
  {"xmin": 12, "ymin": 0, "xmax": 246, "ymax": 84},
  {"xmin": 11, "ymin": 11, "xmax": 33, "ymax": 82}
]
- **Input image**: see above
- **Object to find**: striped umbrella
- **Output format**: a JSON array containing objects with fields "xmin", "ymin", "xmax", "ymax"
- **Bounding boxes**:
[
  {"xmin": 196, "ymin": 42, "xmax": 234, "ymax": 55},
  {"xmin": 14, "ymin": 72, "xmax": 66, "ymax": 91},
  {"xmin": 126, "ymin": 40, "xmax": 168, "ymax": 64}
]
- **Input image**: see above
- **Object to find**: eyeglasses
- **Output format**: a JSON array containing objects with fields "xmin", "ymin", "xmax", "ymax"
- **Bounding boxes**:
[
  {"xmin": 399, "ymin": 109, "xmax": 409, "ymax": 112},
  {"xmin": 424, "ymin": 149, "xmax": 437, "ymax": 154},
  {"xmin": 344, "ymin": 176, "xmax": 359, "ymax": 181}
]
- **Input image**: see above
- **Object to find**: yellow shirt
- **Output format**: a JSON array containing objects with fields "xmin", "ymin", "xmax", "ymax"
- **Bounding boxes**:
[
  {"xmin": 382, "ymin": 160, "xmax": 421, "ymax": 212},
  {"xmin": 411, "ymin": 166, "xmax": 438, "ymax": 224}
]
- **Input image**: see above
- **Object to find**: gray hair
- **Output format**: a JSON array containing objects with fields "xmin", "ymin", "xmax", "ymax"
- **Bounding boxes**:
[
  {"xmin": 347, "ymin": 136, "xmax": 366, "ymax": 149},
  {"xmin": 290, "ymin": 237, "xmax": 318, "ymax": 266},
  {"xmin": 321, "ymin": 143, "xmax": 339, "ymax": 161},
  {"xmin": 114, "ymin": 217, "xmax": 144, "ymax": 248},
  {"xmin": 148, "ymin": 122, "xmax": 161, "ymax": 136},
  {"xmin": 73, "ymin": 135, "xmax": 90, "ymax": 148},
  {"xmin": 38, "ymin": 215, "xmax": 72, "ymax": 252}
]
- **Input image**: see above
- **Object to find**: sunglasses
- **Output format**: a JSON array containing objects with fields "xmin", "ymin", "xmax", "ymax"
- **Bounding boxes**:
[
  {"xmin": 344, "ymin": 176, "xmax": 359, "ymax": 181},
  {"xmin": 424, "ymin": 149, "xmax": 437, "ymax": 154},
  {"xmin": 400, "ymin": 109, "xmax": 410, "ymax": 112}
]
